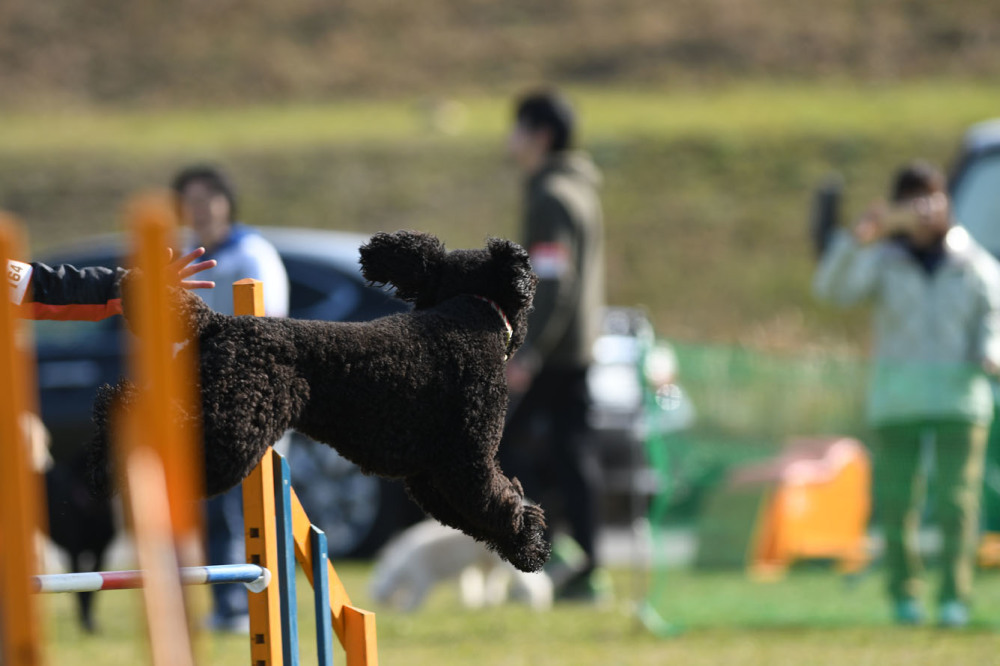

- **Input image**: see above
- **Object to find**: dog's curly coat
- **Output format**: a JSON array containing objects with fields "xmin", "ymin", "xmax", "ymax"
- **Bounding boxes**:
[{"xmin": 89, "ymin": 231, "xmax": 550, "ymax": 572}]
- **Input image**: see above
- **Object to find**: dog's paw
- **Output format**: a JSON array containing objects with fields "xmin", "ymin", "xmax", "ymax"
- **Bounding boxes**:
[{"xmin": 504, "ymin": 502, "xmax": 551, "ymax": 573}]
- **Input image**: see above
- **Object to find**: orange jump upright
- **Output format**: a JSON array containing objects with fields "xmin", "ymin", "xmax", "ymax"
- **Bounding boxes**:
[
  {"xmin": 0, "ymin": 215, "xmax": 45, "ymax": 666},
  {"xmin": 236, "ymin": 279, "xmax": 285, "ymax": 665},
  {"xmin": 122, "ymin": 193, "xmax": 202, "ymax": 666},
  {"xmin": 236, "ymin": 278, "xmax": 377, "ymax": 666}
]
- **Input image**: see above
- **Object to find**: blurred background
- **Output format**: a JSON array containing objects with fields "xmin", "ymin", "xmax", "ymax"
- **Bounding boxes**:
[{"xmin": 6, "ymin": 0, "xmax": 1000, "ymax": 663}]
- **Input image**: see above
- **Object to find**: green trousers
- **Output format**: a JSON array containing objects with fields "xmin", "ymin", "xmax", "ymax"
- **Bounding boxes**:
[
  {"xmin": 985, "ymin": 415, "xmax": 1000, "ymax": 531},
  {"xmin": 872, "ymin": 420, "xmax": 988, "ymax": 604}
]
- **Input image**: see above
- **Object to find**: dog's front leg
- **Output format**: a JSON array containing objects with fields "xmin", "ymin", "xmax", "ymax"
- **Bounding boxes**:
[{"xmin": 404, "ymin": 463, "xmax": 550, "ymax": 573}]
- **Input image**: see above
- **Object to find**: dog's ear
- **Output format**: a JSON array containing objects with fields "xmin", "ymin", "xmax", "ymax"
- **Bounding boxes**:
[
  {"xmin": 359, "ymin": 231, "xmax": 446, "ymax": 302},
  {"xmin": 488, "ymin": 238, "xmax": 536, "ymax": 308},
  {"xmin": 487, "ymin": 237, "xmax": 530, "ymax": 266}
]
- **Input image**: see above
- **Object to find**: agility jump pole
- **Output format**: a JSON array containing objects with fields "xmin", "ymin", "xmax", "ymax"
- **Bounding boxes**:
[
  {"xmin": 116, "ymin": 193, "xmax": 204, "ymax": 666},
  {"xmin": 0, "ymin": 213, "xmax": 46, "ymax": 666},
  {"xmin": 235, "ymin": 279, "xmax": 378, "ymax": 666},
  {"xmin": 32, "ymin": 563, "xmax": 270, "ymax": 594}
]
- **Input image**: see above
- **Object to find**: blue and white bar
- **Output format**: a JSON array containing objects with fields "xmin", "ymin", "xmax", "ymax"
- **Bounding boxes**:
[{"xmin": 32, "ymin": 564, "xmax": 271, "ymax": 594}]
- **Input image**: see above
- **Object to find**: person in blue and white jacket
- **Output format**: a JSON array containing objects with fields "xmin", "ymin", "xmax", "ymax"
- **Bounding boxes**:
[
  {"xmin": 172, "ymin": 166, "xmax": 288, "ymax": 318},
  {"xmin": 171, "ymin": 164, "xmax": 289, "ymax": 633}
]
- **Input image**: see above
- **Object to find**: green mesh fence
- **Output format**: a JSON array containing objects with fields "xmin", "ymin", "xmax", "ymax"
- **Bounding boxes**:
[
  {"xmin": 645, "ymin": 342, "xmax": 869, "ymax": 526},
  {"xmin": 638, "ymin": 342, "xmax": 1000, "ymax": 633}
]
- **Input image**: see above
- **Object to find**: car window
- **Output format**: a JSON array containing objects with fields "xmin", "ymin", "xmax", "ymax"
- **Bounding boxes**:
[
  {"xmin": 953, "ymin": 151, "xmax": 1000, "ymax": 256},
  {"xmin": 32, "ymin": 318, "xmax": 120, "ymax": 349},
  {"xmin": 284, "ymin": 256, "xmax": 364, "ymax": 321}
]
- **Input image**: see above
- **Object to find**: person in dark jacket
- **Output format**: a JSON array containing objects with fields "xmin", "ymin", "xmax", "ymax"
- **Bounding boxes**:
[
  {"xmin": 501, "ymin": 89, "xmax": 608, "ymax": 602},
  {"xmin": 8, "ymin": 247, "xmax": 216, "ymax": 320}
]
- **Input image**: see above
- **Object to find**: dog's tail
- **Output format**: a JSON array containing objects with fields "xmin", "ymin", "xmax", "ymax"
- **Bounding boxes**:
[{"xmin": 86, "ymin": 379, "xmax": 139, "ymax": 498}]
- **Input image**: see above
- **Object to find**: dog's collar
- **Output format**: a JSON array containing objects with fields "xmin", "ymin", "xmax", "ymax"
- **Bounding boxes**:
[{"xmin": 472, "ymin": 295, "xmax": 513, "ymax": 360}]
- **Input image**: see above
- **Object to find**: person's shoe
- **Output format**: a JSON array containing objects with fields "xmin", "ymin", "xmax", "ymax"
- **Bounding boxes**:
[
  {"xmin": 892, "ymin": 599, "xmax": 925, "ymax": 626},
  {"xmin": 555, "ymin": 568, "xmax": 613, "ymax": 606},
  {"xmin": 938, "ymin": 600, "xmax": 970, "ymax": 629},
  {"xmin": 543, "ymin": 534, "xmax": 589, "ymax": 589}
]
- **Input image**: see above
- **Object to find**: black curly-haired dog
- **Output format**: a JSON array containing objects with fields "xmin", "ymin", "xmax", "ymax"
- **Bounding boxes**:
[{"xmin": 90, "ymin": 230, "xmax": 549, "ymax": 572}]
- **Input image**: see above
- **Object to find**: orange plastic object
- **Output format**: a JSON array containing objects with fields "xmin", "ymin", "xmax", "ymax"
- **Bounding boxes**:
[
  {"xmin": 748, "ymin": 437, "xmax": 871, "ymax": 576},
  {"xmin": 0, "ymin": 215, "xmax": 45, "ymax": 666},
  {"xmin": 978, "ymin": 532, "xmax": 1000, "ymax": 569}
]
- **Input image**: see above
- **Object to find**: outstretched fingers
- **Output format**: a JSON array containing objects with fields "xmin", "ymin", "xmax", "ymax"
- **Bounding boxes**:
[{"xmin": 166, "ymin": 246, "xmax": 217, "ymax": 290}]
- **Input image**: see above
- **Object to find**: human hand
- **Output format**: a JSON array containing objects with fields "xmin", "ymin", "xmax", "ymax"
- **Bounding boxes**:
[
  {"xmin": 167, "ymin": 247, "xmax": 216, "ymax": 290},
  {"xmin": 983, "ymin": 358, "xmax": 1000, "ymax": 377},
  {"xmin": 852, "ymin": 202, "xmax": 889, "ymax": 245}
]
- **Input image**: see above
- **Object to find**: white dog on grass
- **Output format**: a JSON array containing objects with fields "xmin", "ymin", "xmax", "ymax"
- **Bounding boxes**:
[{"xmin": 369, "ymin": 519, "xmax": 553, "ymax": 612}]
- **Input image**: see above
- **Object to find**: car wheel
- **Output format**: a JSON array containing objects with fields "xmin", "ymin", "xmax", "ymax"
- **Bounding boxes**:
[{"xmin": 284, "ymin": 431, "xmax": 408, "ymax": 558}]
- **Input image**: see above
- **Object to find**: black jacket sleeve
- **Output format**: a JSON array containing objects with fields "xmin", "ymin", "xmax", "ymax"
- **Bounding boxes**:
[{"xmin": 17, "ymin": 261, "xmax": 126, "ymax": 321}]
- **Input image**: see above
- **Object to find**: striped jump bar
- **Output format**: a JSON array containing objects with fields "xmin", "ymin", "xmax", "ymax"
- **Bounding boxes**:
[{"xmin": 32, "ymin": 563, "xmax": 271, "ymax": 595}]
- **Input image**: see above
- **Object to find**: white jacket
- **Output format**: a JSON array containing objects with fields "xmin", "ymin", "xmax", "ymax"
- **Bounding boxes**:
[
  {"xmin": 194, "ymin": 225, "xmax": 289, "ymax": 318},
  {"xmin": 814, "ymin": 227, "xmax": 1000, "ymax": 426}
]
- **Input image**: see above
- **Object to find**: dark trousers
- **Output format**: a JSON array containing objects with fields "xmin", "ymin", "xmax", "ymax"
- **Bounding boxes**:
[
  {"xmin": 206, "ymin": 486, "xmax": 249, "ymax": 618},
  {"xmin": 500, "ymin": 366, "xmax": 602, "ymax": 571},
  {"xmin": 872, "ymin": 420, "xmax": 988, "ymax": 604}
]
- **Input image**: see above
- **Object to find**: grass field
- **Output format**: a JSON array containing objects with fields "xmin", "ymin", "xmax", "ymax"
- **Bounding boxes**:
[{"xmin": 41, "ymin": 564, "xmax": 1000, "ymax": 665}]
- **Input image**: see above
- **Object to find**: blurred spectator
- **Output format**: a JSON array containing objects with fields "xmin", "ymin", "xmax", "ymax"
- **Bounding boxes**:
[
  {"xmin": 813, "ymin": 161, "xmax": 1000, "ymax": 627},
  {"xmin": 171, "ymin": 164, "xmax": 289, "ymax": 633},
  {"xmin": 500, "ymin": 89, "xmax": 608, "ymax": 602}
]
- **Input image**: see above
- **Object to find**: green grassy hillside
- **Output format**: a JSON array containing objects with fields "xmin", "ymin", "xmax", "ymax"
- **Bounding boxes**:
[{"xmin": 5, "ymin": 83, "xmax": 998, "ymax": 351}]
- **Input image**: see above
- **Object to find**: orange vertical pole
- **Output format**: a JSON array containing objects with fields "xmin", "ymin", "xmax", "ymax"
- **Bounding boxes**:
[
  {"xmin": 236, "ymin": 279, "xmax": 284, "ymax": 666},
  {"xmin": 0, "ymin": 214, "xmax": 45, "ymax": 666},
  {"xmin": 124, "ymin": 447, "xmax": 195, "ymax": 666},
  {"xmin": 126, "ymin": 193, "xmax": 203, "ymax": 535},
  {"xmin": 122, "ymin": 192, "xmax": 201, "ymax": 666}
]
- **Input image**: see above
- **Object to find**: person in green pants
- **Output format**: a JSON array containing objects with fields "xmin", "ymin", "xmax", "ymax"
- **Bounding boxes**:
[
  {"xmin": 813, "ymin": 161, "xmax": 1000, "ymax": 627},
  {"xmin": 984, "ymin": 396, "xmax": 1000, "ymax": 533}
]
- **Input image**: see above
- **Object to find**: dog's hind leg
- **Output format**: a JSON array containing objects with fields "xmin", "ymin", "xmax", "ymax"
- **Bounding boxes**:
[{"xmin": 87, "ymin": 380, "xmax": 140, "ymax": 498}]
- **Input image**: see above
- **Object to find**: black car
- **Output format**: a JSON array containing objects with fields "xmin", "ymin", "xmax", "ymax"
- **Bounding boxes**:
[{"xmin": 34, "ymin": 227, "xmax": 692, "ymax": 556}]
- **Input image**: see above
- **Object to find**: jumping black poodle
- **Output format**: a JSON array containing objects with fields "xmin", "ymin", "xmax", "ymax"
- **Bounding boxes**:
[{"xmin": 90, "ymin": 231, "xmax": 550, "ymax": 572}]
